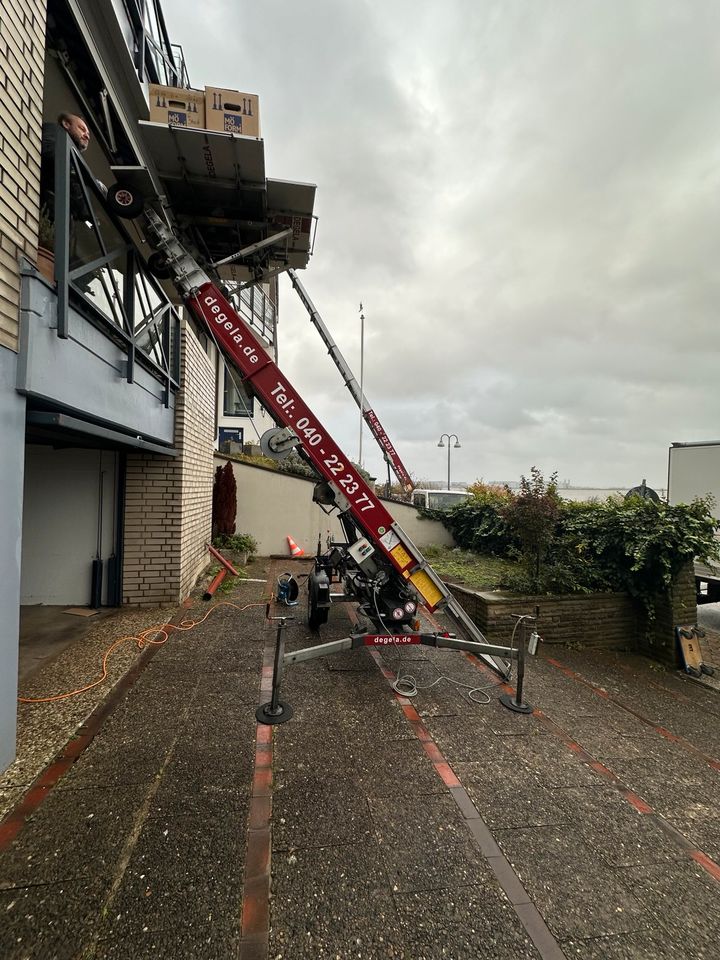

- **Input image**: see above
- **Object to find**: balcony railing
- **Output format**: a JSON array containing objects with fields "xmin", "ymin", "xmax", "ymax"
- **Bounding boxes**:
[
  {"xmin": 226, "ymin": 283, "xmax": 277, "ymax": 348},
  {"xmin": 122, "ymin": 0, "xmax": 190, "ymax": 88},
  {"xmin": 50, "ymin": 128, "xmax": 180, "ymax": 405}
]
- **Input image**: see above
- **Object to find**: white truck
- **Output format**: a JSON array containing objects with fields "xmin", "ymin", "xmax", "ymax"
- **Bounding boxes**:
[
  {"xmin": 668, "ymin": 441, "xmax": 720, "ymax": 603},
  {"xmin": 668, "ymin": 441, "xmax": 720, "ymax": 520}
]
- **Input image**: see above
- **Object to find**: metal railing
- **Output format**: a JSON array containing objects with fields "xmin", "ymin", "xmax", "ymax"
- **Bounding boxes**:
[
  {"xmin": 118, "ymin": 0, "xmax": 190, "ymax": 88},
  {"xmin": 51, "ymin": 128, "xmax": 180, "ymax": 405},
  {"xmin": 226, "ymin": 282, "xmax": 277, "ymax": 347},
  {"xmin": 140, "ymin": 32, "xmax": 189, "ymax": 88}
]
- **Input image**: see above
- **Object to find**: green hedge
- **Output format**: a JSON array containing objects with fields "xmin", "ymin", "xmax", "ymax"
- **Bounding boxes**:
[{"xmin": 434, "ymin": 490, "xmax": 719, "ymax": 608}]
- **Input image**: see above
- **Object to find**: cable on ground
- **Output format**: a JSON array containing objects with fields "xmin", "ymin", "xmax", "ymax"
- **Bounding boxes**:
[
  {"xmin": 18, "ymin": 600, "xmax": 266, "ymax": 705},
  {"xmin": 368, "ymin": 581, "xmax": 495, "ymax": 706}
]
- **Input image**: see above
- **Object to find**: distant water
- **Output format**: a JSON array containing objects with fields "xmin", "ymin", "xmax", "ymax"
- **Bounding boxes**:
[
  {"xmin": 449, "ymin": 482, "xmax": 668, "ymax": 502},
  {"xmin": 556, "ymin": 487, "xmax": 667, "ymax": 502},
  {"xmin": 556, "ymin": 487, "xmax": 626, "ymax": 502}
]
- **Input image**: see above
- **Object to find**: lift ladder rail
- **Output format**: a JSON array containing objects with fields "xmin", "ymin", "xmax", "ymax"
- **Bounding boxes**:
[
  {"xmin": 287, "ymin": 268, "xmax": 414, "ymax": 494},
  {"xmin": 144, "ymin": 211, "xmax": 508, "ymax": 674}
]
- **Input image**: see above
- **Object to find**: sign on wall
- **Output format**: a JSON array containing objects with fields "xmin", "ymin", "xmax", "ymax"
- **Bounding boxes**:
[{"xmin": 219, "ymin": 427, "xmax": 244, "ymax": 452}]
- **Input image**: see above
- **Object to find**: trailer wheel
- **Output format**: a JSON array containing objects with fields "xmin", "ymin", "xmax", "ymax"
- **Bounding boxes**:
[
  {"xmin": 147, "ymin": 251, "xmax": 172, "ymax": 279},
  {"xmin": 308, "ymin": 572, "xmax": 329, "ymax": 630},
  {"xmin": 107, "ymin": 182, "xmax": 144, "ymax": 219}
]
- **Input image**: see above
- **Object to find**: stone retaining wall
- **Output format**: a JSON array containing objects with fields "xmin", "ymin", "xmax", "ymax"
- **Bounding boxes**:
[
  {"xmin": 636, "ymin": 562, "xmax": 697, "ymax": 667},
  {"xmin": 448, "ymin": 563, "xmax": 697, "ymax": 663},
  {"xmin": 447, "ymin": 584, "xmax": 638, "ymax": 650}
]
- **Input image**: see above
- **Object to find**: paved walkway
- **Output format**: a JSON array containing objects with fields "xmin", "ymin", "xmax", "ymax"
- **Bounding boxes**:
[{"xmin": 1, "ymin": 566, "xmax": 720, "ymax": 959}]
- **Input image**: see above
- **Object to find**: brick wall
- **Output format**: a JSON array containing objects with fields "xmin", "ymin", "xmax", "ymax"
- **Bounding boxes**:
[
  {"xmin": 449, "ymin": 565, "xmax": 696, "ymax": 663},
  {"xmin": 0, "ymin": 0, "xmax": 46, "ymax": 351},
  {"xmin": 123, "ymin": 452, "xmax": 182, "ymax": 605},
  {"xmin": 176, "ymin": 321, "xmax": 215, "ymax": 599},
  {"xmin": 123, "ymin": 321, "xmax": 214, "ymax": 605},
  {"xmin": 448, "ymin": 584, "xmax": 638, "ymax": 650},
  {"xmin": 637, "ymin": 562, "xmax": 697, "ymax": 666}
]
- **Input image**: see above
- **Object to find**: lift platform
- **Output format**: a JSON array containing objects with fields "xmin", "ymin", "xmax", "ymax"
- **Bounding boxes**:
[{"xmin": 111, "ymin": 122, "xmax": 316, "ymax": 284}]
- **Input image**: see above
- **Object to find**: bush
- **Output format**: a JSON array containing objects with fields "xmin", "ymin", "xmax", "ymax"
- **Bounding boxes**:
[
  {"xmin": 501, "ymin": 468, "xmax": 561, "ymax": 589},
  {"xmin": 213, "ymin": 532, "xmax": 258, "ymax": 558},
  {"xmin": 557, "ymin": 494, "xmax": 719, "ymax": 613},
  {"xmin": 434, "ymin": 469, "xmax": 720, "ymax": 608},
  {"xmin": 212, "ymin": 462, "xmax": 236, "ymax": 537},
  {"xmin": 276, "ymin": 450, "xmax": 319, "ymax": 479},
  {"xmin": 433, "ymin": 484, "xmax": 514, "ymax": 556}
]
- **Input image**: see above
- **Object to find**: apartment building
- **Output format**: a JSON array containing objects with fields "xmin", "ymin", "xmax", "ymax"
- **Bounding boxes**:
[{"xmin": 0, "ymin": 0, "xmax": 315, "ymax": 771}]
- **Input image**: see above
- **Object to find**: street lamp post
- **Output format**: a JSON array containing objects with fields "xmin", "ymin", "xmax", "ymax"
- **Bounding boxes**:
[
  {"xmin": 358, "ymin": 302, "xmax": 365, "ymax": 468},
  {"xmin": 437, "ymin": 433, "xmax": 461, "ymax": 489}
]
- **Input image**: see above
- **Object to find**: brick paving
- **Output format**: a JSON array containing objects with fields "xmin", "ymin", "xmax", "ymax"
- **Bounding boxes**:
[{"xmin": 1, "ymin": 566, "xmax": 720, "ymax": 959}]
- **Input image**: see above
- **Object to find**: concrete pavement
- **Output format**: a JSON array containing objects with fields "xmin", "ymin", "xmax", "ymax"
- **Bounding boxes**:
[{"xmin": 1, "ymin": 564, "xmax": 719, "ymax": 959}]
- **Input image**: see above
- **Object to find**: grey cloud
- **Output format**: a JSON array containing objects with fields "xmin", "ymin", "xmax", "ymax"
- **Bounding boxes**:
[{"xmin": 165, "ymin": 0, "xmax": 720, "ymax": 486}]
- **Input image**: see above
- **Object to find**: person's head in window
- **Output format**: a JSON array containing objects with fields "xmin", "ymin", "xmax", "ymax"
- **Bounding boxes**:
[{"xmin": 58, "ymin": 113, "xmax": 90, "ymax": 152}]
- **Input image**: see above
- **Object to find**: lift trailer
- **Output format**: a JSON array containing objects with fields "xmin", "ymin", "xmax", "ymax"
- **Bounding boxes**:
[
  {"xmin": 143, "ymin": 210, "xmax": 535, "ymax": 722},
  {"xmin": 287, "ymin": 269, "xmax": 414, "ymax": 495}
]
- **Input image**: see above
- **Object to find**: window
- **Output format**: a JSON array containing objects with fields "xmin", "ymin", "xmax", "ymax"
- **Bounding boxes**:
[
  {"xmin": 412, "ymin": 490, "xmax": 470, "ymax": 510},
  {"xmin": 223, "ymin": 368, "xmax": 254, "ymax": 417},
  {"xmin": 427, "ymin": 491, "xmax": 469, "ymax": 510}
]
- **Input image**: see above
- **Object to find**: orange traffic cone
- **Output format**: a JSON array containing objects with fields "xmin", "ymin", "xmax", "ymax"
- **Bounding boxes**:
[{"xmin": 287, "ymin": 535, "xmax": 305, "ymax": 557}]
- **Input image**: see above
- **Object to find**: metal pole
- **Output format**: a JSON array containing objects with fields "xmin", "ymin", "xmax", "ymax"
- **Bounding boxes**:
[
  {"xmin": 499, "ymin": 616, "xmax": 534, "ymax": 714},
  {"xmin": 358, "ymin": 304, "xmax": 364, "ymax": 467},
  {"xmin": 438, "ymin": 433, "xmax": 459, "ymax": 490},
  {"xmin": 256, "ymin": 615, "xmax": 294, "ymax": 724}
]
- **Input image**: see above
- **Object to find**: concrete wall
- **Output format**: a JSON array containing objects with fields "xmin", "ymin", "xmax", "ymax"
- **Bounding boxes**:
[
  {"xmin": 227, "ymin": 459, "xmax": 345, "ymax": 556},
  {"xmin": 0, "ymin": 348, "xmax": 25, "ymax": 770},
  {"xmin": 0, "ymin": 0, "xmax": 46, "ymax": 352},
  {"xmin": 220, "ymin": 455, "xmax": 455, "ymax": 555},
  {"xmin": 385, "ymin": 499, "xmax": 455, "ymax": 549},
  {"xmin": 123, "ymin": 322, "xmax": 214, "ymax": 605},
  {"xmin": 21, "ymin": 447, "xmax": 118, "ymax": 605}
]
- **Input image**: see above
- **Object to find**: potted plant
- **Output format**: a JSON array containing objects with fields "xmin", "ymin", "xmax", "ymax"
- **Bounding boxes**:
[
  {"xmin": 213, "ymin": 532, "xmax": 258, "ymax": 567},
  {"xmin": 36, "ymin": 205, "xmax": 55, "ymax": 283},
  {"xmin": 232, "ymin": 533, "xmax": 258, "ymax": 566}
]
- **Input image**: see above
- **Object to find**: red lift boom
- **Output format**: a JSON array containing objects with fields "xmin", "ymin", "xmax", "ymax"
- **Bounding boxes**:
[{"xmin": 144, "ymin": 210, "xmax": 534, "ymax": 722}]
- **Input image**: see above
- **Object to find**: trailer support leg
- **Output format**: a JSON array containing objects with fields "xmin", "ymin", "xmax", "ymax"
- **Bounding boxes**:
[
  {"xmin": 256, "ymin": 617, "xmax": 294, "ymax": 725},
  {"xmin": 499, "ymin": 626, "xmax": 533, "ymax": 714}
]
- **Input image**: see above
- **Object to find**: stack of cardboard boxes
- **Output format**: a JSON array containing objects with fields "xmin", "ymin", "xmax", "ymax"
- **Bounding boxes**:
[{"xmin": 149, "ymin": 83, "xmax": 260, "ymax": 137}]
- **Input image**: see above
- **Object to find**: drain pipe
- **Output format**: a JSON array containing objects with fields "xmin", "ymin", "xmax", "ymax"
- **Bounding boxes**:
[{"xmin": 203, "ymin": 567, "xmax": 227, "ymax": 601}]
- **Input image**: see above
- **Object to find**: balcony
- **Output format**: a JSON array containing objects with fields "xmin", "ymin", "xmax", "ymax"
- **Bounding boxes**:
[
  {"xmin": 227, "ymin": 283, "xmax": 276, "ymax": 347},
  {"xmin": 118, "ymin": 0, "xmax": 190, "ymax": 88},
  {"xmin": 18, "ymin": 128, "xmax": 181, "ymax": 452}
]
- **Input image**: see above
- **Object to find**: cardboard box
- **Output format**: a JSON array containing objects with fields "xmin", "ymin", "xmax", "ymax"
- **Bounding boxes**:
[
  {"xmin": 205, "ymin": 86, "xmax": 260, "ymax": 137},
  {"xmin": 149, "ymin": 84, "xmax": 206, "ymax": 128}
]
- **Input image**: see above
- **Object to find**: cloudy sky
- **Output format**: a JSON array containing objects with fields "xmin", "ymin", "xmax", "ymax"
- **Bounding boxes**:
[{"xmin": 165, "ymin": 0, "xmax": 720, "ymax": 490}]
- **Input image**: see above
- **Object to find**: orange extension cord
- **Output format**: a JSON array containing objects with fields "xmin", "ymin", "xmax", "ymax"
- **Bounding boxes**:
[{"xmin": 18, "ymin": 601, "xmax": 266, "ymax": 704}]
